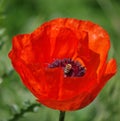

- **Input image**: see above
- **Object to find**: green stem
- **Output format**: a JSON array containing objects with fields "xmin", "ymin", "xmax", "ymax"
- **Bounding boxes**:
[
  {"xmin": 8, "ymin": 103, "xmax": 40, "ymax": 121},
  {"xmin": 59, "ymin": 111, "xmax": 65, "ymax": 121}
]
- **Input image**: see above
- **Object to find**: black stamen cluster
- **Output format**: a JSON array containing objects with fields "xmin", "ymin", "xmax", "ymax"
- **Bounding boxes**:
[{"xmin": 48, "ymin": 58, "xmax": 86, "ymax": 77}]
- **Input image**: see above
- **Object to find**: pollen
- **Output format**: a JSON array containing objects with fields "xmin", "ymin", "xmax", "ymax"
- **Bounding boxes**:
[{"xmin": 48, "ymin": 58, "xmax": 86, "ymax": 77}]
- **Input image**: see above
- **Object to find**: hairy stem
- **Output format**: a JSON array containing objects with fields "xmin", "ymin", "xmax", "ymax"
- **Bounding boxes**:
[{"xmin": 8, "ymin": 103, "xmax": 40, "ymax": 121}]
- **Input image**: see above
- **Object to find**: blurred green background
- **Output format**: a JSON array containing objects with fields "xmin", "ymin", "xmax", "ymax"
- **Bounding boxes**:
[{"xmin": 0, "ymin": 0, "xmax": 120, "ymax": 121}]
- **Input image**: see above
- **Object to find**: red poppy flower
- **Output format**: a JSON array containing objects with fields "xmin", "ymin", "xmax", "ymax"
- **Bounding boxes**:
[{"xmin": 8, "ymin": 18, "xmax": 117, "ymax": 111}]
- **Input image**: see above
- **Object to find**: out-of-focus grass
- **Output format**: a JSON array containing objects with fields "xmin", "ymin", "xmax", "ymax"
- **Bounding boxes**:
[{"xmin": 0, "ymin": 0, "xmax": 120, "ymax": 121}]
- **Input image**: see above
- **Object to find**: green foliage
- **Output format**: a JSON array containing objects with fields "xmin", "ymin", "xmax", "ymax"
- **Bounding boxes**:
[
  {"xmin": 8, "ymin": 102, "xmax": 40, "ymax": 121},
  {"xmin": 0, "ymin": 0, "xmax": 120, "ymax": 121}
]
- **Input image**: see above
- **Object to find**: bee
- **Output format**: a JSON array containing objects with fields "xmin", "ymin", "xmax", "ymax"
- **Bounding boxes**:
[{"xmin": 64, "ymin": 64, "xmax": 72, "ymax": 74}]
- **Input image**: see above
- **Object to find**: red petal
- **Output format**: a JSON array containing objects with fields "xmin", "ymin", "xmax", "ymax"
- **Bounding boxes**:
[
  {"xmin": 37, "ymin": 59, "xmax": 117, "ymax": 111},
  {"xmin": 37, "ymin": 91, "xmax": 95, "ymax": 111},
  {"xmin": 43, "ymin": 68, "xmax": 64, "ymax": 99},
  {"xmin": 100, "ymin": 59, "xmax": 117, "ymax": 85},
  {"xmin": 8, "ymin": 34, "xmax": 36, "ymax": 64},
  {"xmin": 11, "ymin": 59, "xmax": 46, "ymax": 98},
  {"xmin": 76, "ymin": 31, "xmax": 100, "ymax": 81},
  {"xmin": 51, "ymin": 27, "xmax": 79, "ymax": 59},
  {"xmin": 78, "ymin": 21, "xmax": 110, "ymax": 79},
  {"xmin": 90, "ymin": 59, "xmax": 117, "ymax": 99},
  {"xmin": 31, "ymin": 25, "xmax": 51, "ymax": 64},
  {"xmin": 33, "ymin": 18, "xmax": 80, "ymax": 59}
]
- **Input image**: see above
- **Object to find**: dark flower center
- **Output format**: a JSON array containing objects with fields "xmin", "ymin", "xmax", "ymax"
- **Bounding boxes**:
[{"xmin": 48, "ymin": 58, "xmax": 86, "ymax": 77}]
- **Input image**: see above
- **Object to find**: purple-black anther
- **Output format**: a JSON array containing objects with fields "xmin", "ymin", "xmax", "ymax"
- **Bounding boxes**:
[{"xmin": 48, "ymin": 58, "xmax": 86, "ymax": 77}]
